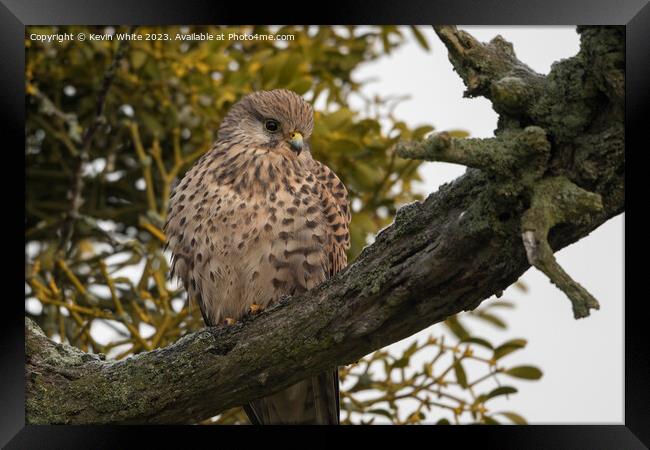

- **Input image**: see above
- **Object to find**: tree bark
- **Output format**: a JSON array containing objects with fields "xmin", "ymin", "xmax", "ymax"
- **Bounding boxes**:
[{"xmin": 25, "ymin": 26, "xmax": 624, "ymax": 424}]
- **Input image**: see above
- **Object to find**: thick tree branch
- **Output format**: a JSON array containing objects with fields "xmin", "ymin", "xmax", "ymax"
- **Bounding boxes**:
[
  {"xmin": 26, "ymin": 26, "xmax": 624, "ymax": 424},
  {"xmin": 521, "ymin": 176, "xmax": 604, "ymax": 318}
]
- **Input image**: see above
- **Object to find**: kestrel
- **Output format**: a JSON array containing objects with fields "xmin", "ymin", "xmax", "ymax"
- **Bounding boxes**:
[{"xmin": 164, "ymin": 89, "xmax": 351, "ymax": 425}]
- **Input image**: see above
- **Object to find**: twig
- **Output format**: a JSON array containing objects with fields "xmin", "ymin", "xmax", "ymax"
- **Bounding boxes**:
[
  {"xmin": 521, "ymin": 176, "xmax": 603, "ymax": 318},
  {"xmin": 57, "ymin": 26, "xmax": 136, "ymax": 256},
  {"xmin": 395, "ymin": 126, "xmax": 550, "ymax": 180}
]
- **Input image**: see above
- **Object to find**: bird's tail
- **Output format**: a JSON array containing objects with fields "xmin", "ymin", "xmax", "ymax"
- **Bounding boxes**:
[{"xmin": 244, "ymin": 368, "xmax": 339, "ymax": 425}]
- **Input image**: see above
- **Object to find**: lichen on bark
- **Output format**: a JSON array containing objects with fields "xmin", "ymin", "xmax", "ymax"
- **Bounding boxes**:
[
  {"xmin": 521, "ymin": 176, "xmax": 603, "ymax": 318},
  {"xmin": 397, "ymin": 26, "xmax": 624, "ymax": 317}
]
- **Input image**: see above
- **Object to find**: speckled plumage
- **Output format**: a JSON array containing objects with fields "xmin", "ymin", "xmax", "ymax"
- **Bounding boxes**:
[{"xmin": 164, "ymin": 89, "xmax": 350, "ymax": 425}]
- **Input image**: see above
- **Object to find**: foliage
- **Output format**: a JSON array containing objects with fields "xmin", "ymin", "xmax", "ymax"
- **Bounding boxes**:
[
  {"xmin": 25, "ymin": 25, "xmax": 540, "ymax": 424},
  {"xmin": 339, "ymin": 302, "xmax": 539, "ymax": 426}
]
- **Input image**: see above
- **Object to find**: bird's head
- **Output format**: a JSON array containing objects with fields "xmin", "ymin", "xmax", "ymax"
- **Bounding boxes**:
[{"xmin": 218, "ymin": 89, "xmax": 314, "ymax": 158}]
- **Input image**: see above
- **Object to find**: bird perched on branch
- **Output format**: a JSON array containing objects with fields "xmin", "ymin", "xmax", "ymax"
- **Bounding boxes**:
[{"xmin": 164, "ymin": 89, "xmax": 351, "ymax": 425}]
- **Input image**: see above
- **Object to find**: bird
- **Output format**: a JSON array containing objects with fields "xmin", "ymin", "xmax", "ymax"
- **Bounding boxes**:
[{"xmin": 163, "ymin": 89, "xmax": 351, "ymax": 425}]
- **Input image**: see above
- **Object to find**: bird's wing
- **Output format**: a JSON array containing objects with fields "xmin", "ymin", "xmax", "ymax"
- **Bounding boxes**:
[
  {"xmin": 163, "ymin": 149, "xmax": 230, "ymax": 327},
  {"xmin": 308, "ymin": 158, "xmax": 351, "ymax": 277},
  {"xmin": 309, "ymin": 159, "xmax": 349, "ymax": 420}
]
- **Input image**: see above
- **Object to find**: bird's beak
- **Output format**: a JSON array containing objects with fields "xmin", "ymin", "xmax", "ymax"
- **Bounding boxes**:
[{"xmin": 288, "ymin": 131, "xmax": 304, "ymax": 155}]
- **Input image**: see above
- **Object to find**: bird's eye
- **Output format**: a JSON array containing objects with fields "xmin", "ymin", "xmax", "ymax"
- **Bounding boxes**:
[{"xmin": 264, "ymin": 119, "xmax": 280, "ymax": 133}]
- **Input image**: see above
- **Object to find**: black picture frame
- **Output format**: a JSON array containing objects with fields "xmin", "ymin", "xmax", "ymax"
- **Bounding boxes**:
[{"xmin": 5, "ymin": 0, "xmax": 646, "ymax": 447}]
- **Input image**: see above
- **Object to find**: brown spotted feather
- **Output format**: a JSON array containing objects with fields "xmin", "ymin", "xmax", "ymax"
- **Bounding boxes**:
[{"xmin": 164, "ymin": 89, "xmax": 350, "ymax": 425}]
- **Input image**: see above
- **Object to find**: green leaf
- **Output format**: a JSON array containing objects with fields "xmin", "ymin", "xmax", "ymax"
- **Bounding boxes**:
[
  {"xmin": 485, "ymin": 386, "xmax": 518, "ymax": 400},
  {"xmin": 350, "ymin": 211, "xmax": 376, "ymax": 235},
  {"xmin": 487, "ymin": 300, "xmax": 515, "ymax": 309},
  {"xmin": 504, "ymin": 366, "xmax": 543, "ymax": 380},
  {"xmin": 368, "ymin": 408, "xmax": 394, "ymax": 419},
  {"xmin": 445, "ymin": 316, "xmax": 469, "ymax": 340},
  {"xmin": 348, "ymin": 373, "xmax": 373, "ymax": 392},
  {"xmin": 341, "ymin": 398, "xmax": 364, "ymax": 413},
  {"xmin": 407, "ymin": 411, "xmax": 426, "ymax": 422},
  {"xmin": 277, "ymin": 53, "xmax": 303, "ymax": 86},
  {"xmin": 391, "ymin": 120, "xmax": 409, "ymax": 135},
  {"xmin": 327, "ymin": 138, "xmax": 361, "ymax": 155},
  {"xmin": 350, "ymin": 162, "xmax": 384, "ymax": 190},
  {"xmin": 130, "ymin": 50, "xmax": 148, "ymax": 69},
  {"xmin": 324, "ymin": 107, "xmax": 355, "ymax": 129},
  {"xmin": 496, "ymin": 411, "xmax": 528, "ymax": 425},
  {"xmin": 446, "ymin": 129, "xmax": 470, "ymax": 138},
  {"xmin": 483, "ymin": 415, "xmax": 500, "ymax": 425},
  {"xmin": 403, "ymin": 340, "xmax": 419, "ymax": 359},
  {"xmin": 460, "ymin": 336, "xmax": 494, "ymax": 350},
  {"xmin": 381, "ymin": 31, "xmax": 392, "ymax": 54},
  {"xmin": 493, "ymin": 339, "xmax": 527, "ymax": 360},
  {"xmin": 287, "ymin": 76, "xmax": 312, "ymax": 95},
  {"xmin": 261, "ymin": 53, "xmax": 288, "ymax": 87},
  {"xmin": 474, "ymin": 312, "xmax": 507, "ymax": 329},
  {"xmin": 453, "ymin": 358, "xmax": 468, "ymax": 388},
  {"xmin": 514, "ymin": 280, "xmax": 529, "ymax": 292},
  {"xmin": 412, "ymin": 125, "xmax": 434, "ymax": 140},
  {"xmin": 436, "ymin": 418, "xmax": 451, "ymax": 425},
  {"xmin": 473, "ymin": 393, "xmax": 487, "ymax": 405},
  {"xmin": 392, "ymin": 356, "xmax": 410, "ymax": 369},
  {"xmin": 410, "ymin": 26, "xmax": 430, "ymax": 51},
  {"xmin": 138, "ymin": 111, "xmax": 165, "ymax": 137}
]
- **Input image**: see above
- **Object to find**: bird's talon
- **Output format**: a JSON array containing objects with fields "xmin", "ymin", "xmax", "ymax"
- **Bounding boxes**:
[
  {"xmin": 249, "ymin": 303, "xmax": 263, "ymax": 315},
  {"xmin": 223, "ymin": 317, "xmax": 236, "ymax": 326}
]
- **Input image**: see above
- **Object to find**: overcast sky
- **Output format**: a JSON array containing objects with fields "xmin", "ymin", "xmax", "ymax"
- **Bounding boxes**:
[{"xmin": 350, "ymin": 26, "xmax": 624, "ymax": 424}]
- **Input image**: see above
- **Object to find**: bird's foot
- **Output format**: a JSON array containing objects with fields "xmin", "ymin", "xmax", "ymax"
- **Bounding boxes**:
[
  {"xmin": 249, "ymin": 303, "xmax": 264, "ymax": 315},
  {"xmin": 222, "ymin": 317, "xmax": 236, "ymax": 326}
]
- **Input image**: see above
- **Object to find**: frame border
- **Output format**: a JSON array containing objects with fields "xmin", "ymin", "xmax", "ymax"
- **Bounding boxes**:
[{"xmin": 6, "ymin": 0, "xmax": 646, "ymax": 447}]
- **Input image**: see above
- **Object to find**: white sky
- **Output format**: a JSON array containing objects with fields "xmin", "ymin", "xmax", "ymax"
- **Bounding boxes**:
[{"xmin": 350, "ymin": 26, "xmax": 624, "ymax": 424}]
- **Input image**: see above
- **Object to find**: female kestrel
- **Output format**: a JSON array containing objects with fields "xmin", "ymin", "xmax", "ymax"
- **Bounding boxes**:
[{"xmin": 164, "ymin": 89, "xmax": 351, "ymax": 424}]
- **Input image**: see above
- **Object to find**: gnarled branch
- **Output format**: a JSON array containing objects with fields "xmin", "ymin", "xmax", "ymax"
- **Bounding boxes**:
[{"xmin": 521, "ymin": 176, "xmax": 603, "ymax": 318}]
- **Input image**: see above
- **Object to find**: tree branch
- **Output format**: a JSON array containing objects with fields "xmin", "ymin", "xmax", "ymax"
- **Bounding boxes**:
[
  {"xmin": 57, "ymin": 27, "xmax": 135, "ymax": 257},
  {"xmin": 26, "ymin": 26, "xmax": 624, "ymax": 424},
  {"xmin": 521, "ymin": 176, "xmax": 603, "ymax": 318}
]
